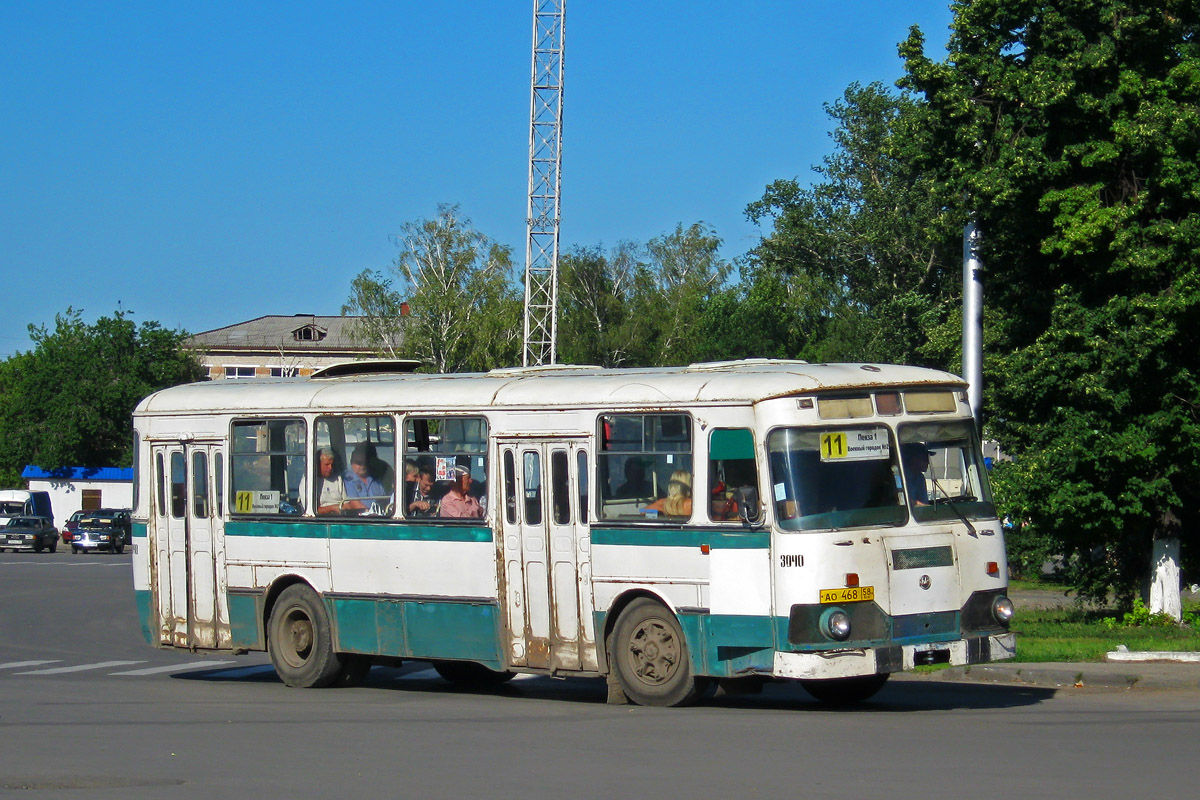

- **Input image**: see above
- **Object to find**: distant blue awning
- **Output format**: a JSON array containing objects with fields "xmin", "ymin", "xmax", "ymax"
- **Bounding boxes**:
[{"xmin": 22, "ymin": 465, "xmax": 133, "ymax": 482}]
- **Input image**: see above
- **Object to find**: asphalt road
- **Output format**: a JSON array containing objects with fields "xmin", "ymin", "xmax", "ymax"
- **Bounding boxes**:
[{"xmin": 3, "ymin": 550, "xmax": 1200, "ymax": 800}]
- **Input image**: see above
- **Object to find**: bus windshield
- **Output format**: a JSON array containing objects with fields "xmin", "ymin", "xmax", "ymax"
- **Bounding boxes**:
[
  {"xmin": 898, "ymin": 420, "xmax": 996, "ymax": 523},
  {"xmin": 768, "ymin": 425, "xmax": 906, "ymax": 531}
]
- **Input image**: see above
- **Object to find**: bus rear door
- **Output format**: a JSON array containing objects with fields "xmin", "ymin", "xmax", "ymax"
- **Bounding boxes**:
[{"xmin": 151, "ymin": 441, "xmax": 229, "ymax": 650}]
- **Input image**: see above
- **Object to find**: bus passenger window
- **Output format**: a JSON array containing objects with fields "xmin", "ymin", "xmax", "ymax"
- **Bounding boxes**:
[
  {"xmin": 708, "ymin": 429, "xmax": 759, "ymax": 523},
  {"xmin": 230, "ymin": 419, "xmax": 306, "ymax": 516},
  {"xmin": 170, "ymin": 451, "xmax": 187, "ymax": 519},
  {"xmin": 314, "ymin": 416, "xmax": 397, "ymax": 517},
  {"xmin": 576, "ymin": 450, "xmax": 588, "ymax": 523},
  {"xmin": 405, "ymin": 416, "xmax": 488, "ymax": 520},
  {"xmin": 551, "ymin": 449, "xmax": 569, "ymax": 525},
  {"xmin": 598, "ymin": 414, "xmax": 692, "ymax": 521}
]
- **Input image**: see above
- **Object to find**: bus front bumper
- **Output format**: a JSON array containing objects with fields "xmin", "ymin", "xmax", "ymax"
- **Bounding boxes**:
[{"xmin": 773, "ymin": 632, "xmax": 1016, "ymax": 680}]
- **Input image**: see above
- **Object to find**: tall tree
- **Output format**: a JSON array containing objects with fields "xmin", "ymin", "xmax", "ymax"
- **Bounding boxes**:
[
  {"xmin": 557, "ymin": 242, "xmax": 658, "ymax": 367},
  {"xmin": 0, "ymin": 308, "xmax": 204, "ymax": 483},
  {"xmin": 744, "ymin": 83, "xmax": 962, "ymax": 367},
  {"xmin": 645, "ymin": 222, "xmax": 730, "ymax": 365},
  {"xmin": 900, "ymin": 1, "xmax": 1200, "ymax": 607},
  {"xmin": 345, "ymin": 204, "xmax": 520, "ymax": 372}
]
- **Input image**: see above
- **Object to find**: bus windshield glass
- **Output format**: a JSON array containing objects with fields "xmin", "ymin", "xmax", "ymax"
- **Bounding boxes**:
[
  {"xmin": 768, "ymin": 425, "xmax": 906, "ymax": 531},
  {"xmin": 898, "ymin": 420, "xmax": 995, "ymax": 522}
]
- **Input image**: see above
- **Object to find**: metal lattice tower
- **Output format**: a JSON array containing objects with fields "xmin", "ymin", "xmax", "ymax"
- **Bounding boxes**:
[{"xmin": 522, "ymin": 0, "xmax": 565, "ymax": 366}]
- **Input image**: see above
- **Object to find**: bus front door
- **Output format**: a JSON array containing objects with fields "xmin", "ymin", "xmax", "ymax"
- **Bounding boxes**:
[
  {"xmin": 151, "ymin": 442, "xmax": 228, "ymax": 650},
  {"xmin": 499, "ymin": 440, "xmax": 597, "ymax": 673}
]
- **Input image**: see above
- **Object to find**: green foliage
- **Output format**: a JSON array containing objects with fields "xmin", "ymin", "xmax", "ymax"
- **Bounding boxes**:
[
  {"xmin": 1100, "ymin": 597, "xmax": 1183, "ymax": 630},
  {"xmin": 0, "ymin": 308, "xmax": 203, "ymax": 475},
  {"xmin": 344, "ymin": 204, "xmax": 520, "ymax": 372},
  {"xmin": 900, "ymin": 1, "xmax": 1200, "ymax": 604},
  {"xmin": 1015, "ymin": 604, "xmax": 1200, "ymax": 662},
  {"xmin": 743, "ymin": 82, "xmax": 964, "ymax": 367}
]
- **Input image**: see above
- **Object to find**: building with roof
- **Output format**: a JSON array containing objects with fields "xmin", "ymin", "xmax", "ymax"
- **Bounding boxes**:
[
  {"xmin": 186, "ymin": 314, "xmax": 385, "ymax": 380},
  {"xmin": 22, "ymin": 466, "xmax": 133, "ymax": 529}
]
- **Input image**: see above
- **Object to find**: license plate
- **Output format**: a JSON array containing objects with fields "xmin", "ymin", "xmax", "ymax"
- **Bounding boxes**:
[
  {"xmin": 820, "ymin": 586, "xmax": 875, "ymax": 603},
  {"xmin": 6, "ymin": 539, "xmax": 22, "ymax": 545}
]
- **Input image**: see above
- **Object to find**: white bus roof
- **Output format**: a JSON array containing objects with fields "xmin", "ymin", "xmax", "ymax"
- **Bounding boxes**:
[{"xmin": 135, "ymin": 360, "xmax": 966, "ymax": 416}]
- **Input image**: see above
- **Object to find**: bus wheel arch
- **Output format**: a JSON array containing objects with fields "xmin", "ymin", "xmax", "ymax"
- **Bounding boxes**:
[
  {"xmin": 265, "ymin": 580, "xmax": 343, "ymax": 688},
  {"xmin": 606, "ymin": 594, "xmax": 705, "ymax": 707}
]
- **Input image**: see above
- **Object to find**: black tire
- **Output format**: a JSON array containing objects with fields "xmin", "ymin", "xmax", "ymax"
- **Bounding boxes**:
[
  {"xmin": 48, "ymin": 538, "xmax": 57, "ymax": 553},
  {"xmin": 34, "ymin": 541, "xmax": 44, "ymax": 553},
  {"xmin": 267, "ymin": 584, "xmax": 343, "ymax": 688},
  {"xmin": 114, "ymin": 539, "xmax": 125, "ymax": 555},
  {"xmin": 331, "ymin": 654, "xmax": 373, "ymax": 688},
  {"xmin": 432, "ymin": 660, "xmax": 516, "ymax": 687},
  {"xmin": 800, "ymin": 674, "xmax": 889, "ymax": 706},
  {"xmin": 609, "ymin": 597, "xmax": 704, "ymax": 707}
]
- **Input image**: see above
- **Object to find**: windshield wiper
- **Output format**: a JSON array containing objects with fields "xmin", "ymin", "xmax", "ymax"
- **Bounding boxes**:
[{"xmin": 930, "ymin": 478, "xmax": 977, "ymax": 535}]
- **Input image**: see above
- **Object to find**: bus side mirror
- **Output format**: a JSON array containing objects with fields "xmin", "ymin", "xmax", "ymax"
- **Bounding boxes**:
[{"xmin": 737, "ymin": 487, "xmax": 762, "ymax": 526}]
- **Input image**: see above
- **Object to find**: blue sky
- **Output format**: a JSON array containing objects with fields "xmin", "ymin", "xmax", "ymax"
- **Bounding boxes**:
[{"xmin": 0, "ymin": 1, "xmax": 955, "ymax": 357}]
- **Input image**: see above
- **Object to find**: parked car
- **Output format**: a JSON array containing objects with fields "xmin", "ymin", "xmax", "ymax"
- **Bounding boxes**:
[
  {"xmin": 1, "ymin": 516, "xmax": 60, "ymax": 553},
  {"xmin": 72, "ymin": 508, "xmax": 131, "ymax": 554},
  {"xmin": 61, "ymin": 509, "xmax": 87, "ymax": 544}
]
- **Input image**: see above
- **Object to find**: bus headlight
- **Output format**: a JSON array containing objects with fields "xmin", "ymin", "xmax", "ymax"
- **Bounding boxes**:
[
  {"xmin": 992, "ymin": 595, "xmax": 1015, "ymax": 625},
  {"xmin": 821, "ymin": 607, "xmax": 852, "ymax": 641}
]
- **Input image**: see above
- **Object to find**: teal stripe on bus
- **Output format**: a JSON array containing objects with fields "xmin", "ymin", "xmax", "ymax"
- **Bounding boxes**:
[
  {"xmin": 131, "ymin": 522, "xmax": 148, "ymax": 539},
  {"xmin": 591, "ymin": 527, "xmax": 770, "ymax": 549},
  {"xmin": 224, "ymin": 520, "xmax": 492, "ymax": 543},
  {"xmin": 331, "ymin": 597, "xmax": 503, "ymax": 668},
  {"xmin": 134, "ymin": 588, "xmax": 154, "ymax": 645}
]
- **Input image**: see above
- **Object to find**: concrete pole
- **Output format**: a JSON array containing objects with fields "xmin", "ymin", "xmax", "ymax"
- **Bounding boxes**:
[{"xmin": 963, "ymin": 220, "xmax": 984, "ymax": 427}]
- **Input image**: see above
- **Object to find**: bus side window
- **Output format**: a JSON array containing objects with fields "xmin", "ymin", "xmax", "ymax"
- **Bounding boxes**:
[
  {"xmin": 404, "ymin": 415, "xmax": 489, "ymax": 520},
  {"xmin": 708, "ymin": 428, "xmax": 758, "ymax": 523},
  {"xmin": 597, "ymin": 413, "xmax": 692, "ymax": 521},
  {"xmin": 229, "ymin": 419, "xmax": 307, "ymax": 516},
  {"xmin": 576, "ymin": 450, "xmax": 588, "ymax": 523}
]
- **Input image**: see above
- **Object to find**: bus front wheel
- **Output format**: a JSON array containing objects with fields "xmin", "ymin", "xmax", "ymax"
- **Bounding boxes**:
[
  {"xmin": 799, "ymin": 673, "xmax": 889, "ymax": 706},
  {"xmin": 268, "ymin": 584, "xmax": 343, "ymax": 688},
  {"xmin": 610, "ymin": 598, "xmax": 704, "ymax": 707}
]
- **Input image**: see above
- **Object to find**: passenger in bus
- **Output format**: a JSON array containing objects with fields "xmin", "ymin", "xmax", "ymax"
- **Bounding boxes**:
[
  {"xmin": 901, "ymin": 443, "xmax": 932, "ymax": 505},
  {"xmin": 403, "ymin": 460, "xmax": 419, "ymax": 507},
  {"xmin": 439, "ymin": 465, "xmax": 484, "ymax": 518},
  {"xmin": 644, "ymin": 470, "xmax": 692, "ymax": 518},
  {"xmin": 299, "ymin": 448, "xmax": 348, "ymax": 515},
  {"xmin": 407, "ymin": 466, "xmax": 438, "ymax": 517},
  {"xmin": 616, "ymin": 458, "xmax": 653, "ymax": 498},
  {"xmin": 344, "ymin": 443, "xmax": 388, "ymax": 509}
]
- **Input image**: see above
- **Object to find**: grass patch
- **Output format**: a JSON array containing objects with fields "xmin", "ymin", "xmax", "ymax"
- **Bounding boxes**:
[{"xmin": 1013, "ymin": 606, "xmax": 1200, "ymax": 662}]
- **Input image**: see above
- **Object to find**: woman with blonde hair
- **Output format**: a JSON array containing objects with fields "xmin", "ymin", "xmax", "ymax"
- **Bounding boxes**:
[{"xmin": 645, "ymin": 470, "xmax": 692, "ymax": 518}]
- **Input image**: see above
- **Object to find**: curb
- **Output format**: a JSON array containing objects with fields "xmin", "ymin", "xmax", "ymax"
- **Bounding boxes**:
[{"xmin": 897, "ymin": 659, "xmax": 1200, "ymax": 691}]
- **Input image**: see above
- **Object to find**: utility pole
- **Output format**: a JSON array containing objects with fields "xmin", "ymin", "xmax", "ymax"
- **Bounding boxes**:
[
  {"xmin": 962, "ymin": 219, "xmax": 983, "ymax": 427},
  {"xmin": 522, "ymin": 0, "xmax": 565, "ymax": 366}
]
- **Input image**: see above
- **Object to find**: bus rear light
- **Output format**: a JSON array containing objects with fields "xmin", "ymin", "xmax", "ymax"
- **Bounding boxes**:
[
  {"xmin": 700, "ymin": 544, "xmax": 710, "ymax": 555},
  {"xmin": 986, "ymin": 562, "xmax": 999, "ymax": 576},
  {"xmin": 845, "ymin": 573, "xmax": 859, "ymax": 587}
]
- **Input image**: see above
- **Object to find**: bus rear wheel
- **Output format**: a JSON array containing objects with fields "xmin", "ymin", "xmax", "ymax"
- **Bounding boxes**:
[
  {"xmin": 800, "ymin": 673, "xmax": 889, "ymax": 706},
  {"xmin": 268, "ymin": 584, "xmax": 343, "ymax": 688},
  {"xmin": 610, "ymin": 598, "xmax": 704, "ymax": 707}
]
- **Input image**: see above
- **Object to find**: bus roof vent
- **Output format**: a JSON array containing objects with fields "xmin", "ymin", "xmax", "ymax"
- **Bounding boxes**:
[
  {"xmin": 310, "ymin": 360, "xmax": 424, "ymax": 379},
  {"xmin": 487, "ymin": 363, "xmax": 602, "ymax": 377},
  {"xmin": 685, "ymin": 358, "xmax": 809, "ymax": 372}
]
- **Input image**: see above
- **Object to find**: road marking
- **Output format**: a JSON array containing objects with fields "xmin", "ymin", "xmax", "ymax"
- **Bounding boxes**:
[
  {"xmin": 0, "ymin": 660, "xmax": 62, "ymax": 670},
  {"xmin": 112, "ymin": 660, "xmax": 238, "ymax": 676},
  {"xmin": 15, "ymin": 660, "xmax": 145, "ymax": 675}
]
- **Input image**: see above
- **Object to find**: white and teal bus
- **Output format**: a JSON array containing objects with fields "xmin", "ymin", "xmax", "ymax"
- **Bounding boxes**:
[{"xmin": 131, "ymin": 359, "xmax": 1014, "ymax": 705}]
